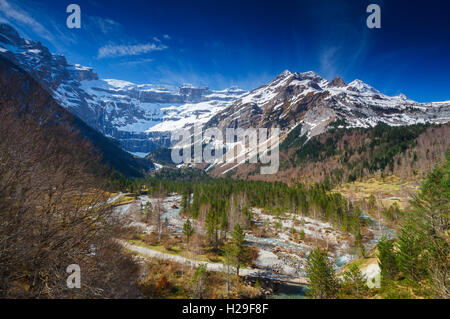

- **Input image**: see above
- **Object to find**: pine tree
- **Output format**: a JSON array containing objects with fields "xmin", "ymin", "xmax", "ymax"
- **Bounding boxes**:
[
  {"xmin": 183, "ymin": 219, "xmax": 194, "ymax": 250},
  {"xmin": 341, "ymin": 264, "xmax": 368, "ymax": 297},
  {"xmin": 377, "ymin": 236, "xmax": 399, "ymax": 283},
  {"xmin": 181, "ymin": 190, "xmax": 191, "ymax": 215},
  {"xmin": 299, "ymin": 229, "xmax": 306, "ymax": 241},
  {"xmin": 351, "ymin": 205, "xmax": 362, "ymax": 235},
  {"xmin": 396, "ymin": 217, "xmax": 426, "ymax": 281},
  {"xmin": 407, "ymin": 151, "xmax": 449, "ymax": 297},
  {"xmin": 191, "ymin": 189, "xmax": 200, "ymax": 218},
  {"xmin": 230, "ymin": 224, "xmax": 247, "ymax": 276},
  {"xmin": 205, "ymin": 208, "xmax": 219, "ymax": 249},
  {"xmin": 305, "ymin": 248, "xmax": 339, "ymax": 299}
]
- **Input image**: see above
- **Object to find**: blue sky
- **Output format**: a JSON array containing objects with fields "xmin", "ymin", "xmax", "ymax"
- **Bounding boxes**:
[{"xmin": 0, "ymin": 0, "xmax": 449, "ymax": 102}]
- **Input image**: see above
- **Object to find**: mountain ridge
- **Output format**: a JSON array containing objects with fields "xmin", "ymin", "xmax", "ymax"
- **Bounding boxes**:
[
  {"xmin": 1, "ymin": 23, "xmax": 449, "ymax": 161},
  {"xmin": 0, "ymin": 55, "xmax": 152, "ymax": 177},
  {"xmin": 205, "ymin": 69, "xmax": 450, "ymax": 141},
  {"xmin": 0, "ymin": 23, "xmax": 247, "ymax": 155}
]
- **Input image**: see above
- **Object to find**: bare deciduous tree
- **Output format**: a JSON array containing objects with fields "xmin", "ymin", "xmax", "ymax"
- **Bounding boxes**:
[{"xmin": 0, "ymin": 70, "xmax": 140, "ymax": 298}]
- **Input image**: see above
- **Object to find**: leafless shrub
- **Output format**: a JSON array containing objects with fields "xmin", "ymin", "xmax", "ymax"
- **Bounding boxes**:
[{"xmin": 0, "ymin": 74, "xmax": 139, "ymax": 298}]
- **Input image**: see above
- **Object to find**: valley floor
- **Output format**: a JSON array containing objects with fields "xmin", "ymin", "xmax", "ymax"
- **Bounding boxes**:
[{"xmin": 112, "ymin": 191, "xmax": 395, "ymax": 293}]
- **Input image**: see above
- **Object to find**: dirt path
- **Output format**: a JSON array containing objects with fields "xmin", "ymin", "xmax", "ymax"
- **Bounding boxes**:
[{"xmin": 120, "ymin": 241, "xmax": 309, "ymax": 285}]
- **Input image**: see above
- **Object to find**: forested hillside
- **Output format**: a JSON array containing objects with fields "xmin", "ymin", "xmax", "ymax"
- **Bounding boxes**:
[
  {"xmin": 376, "ymin": 152, "xmax": 449, "ymax": 298},
  {"xmin": 303, "ymin": 153, "xmax": 449, "ymax": 299},
  {"xmin": 220, "ymin": 122, "xmax": 449, "ymax": 186}
]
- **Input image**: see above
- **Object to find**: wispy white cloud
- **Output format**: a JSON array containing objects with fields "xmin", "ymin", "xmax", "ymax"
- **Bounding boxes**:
[
  {"xmin": 319, "ymin": 47, "xmax": 339, "ymax": 79},
  {"xmin": 0, "ymin": 0, "xmax": 53, "ymax": 42},
  {"xmin": 89, "ymin": 16, "xmax": 122, "ymax": 35},
  {"xmin": 163, "ymin": 34, "xmax": 171, "ymax": 40},
  {"xmin": 117, "ymin": 58, "xmax": 154, "ymax": 66},
  {"xmin": 318, "ymin": 29, "xmax": 371, "ymax": 81},
  {"xmin": 98, "ymin": 42, "xmax": 168, "ymax": 58}
]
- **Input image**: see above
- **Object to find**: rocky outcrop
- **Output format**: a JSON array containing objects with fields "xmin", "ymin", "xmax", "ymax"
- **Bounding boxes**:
[
  {"xmin": 0, "ymin": 24, "xmax": 246, "ymax": 154},
  {"xmin": 205, "ymin": 70, "xmax": 450, "ymax": 141},
  {"xmin": 1, "ymin": 23, "xmax": 449, "ymax": 157}
]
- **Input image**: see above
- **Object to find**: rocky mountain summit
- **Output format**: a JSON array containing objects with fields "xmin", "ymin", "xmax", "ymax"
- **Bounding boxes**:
[
  {"xmin": 1, "ymin": 23, "xmax": 449, "ymax": 158},
  {"xmin": 0, "ymin": 24, "xmax": 246, "ymax": 154},
  {"xmin": 205, "ymin": 70, "xmax": 450, "ymax": 140}
]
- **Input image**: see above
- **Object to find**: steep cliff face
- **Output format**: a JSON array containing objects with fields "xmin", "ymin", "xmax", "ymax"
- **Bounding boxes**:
[
  {"xmin": 200, "ymin": 70, "xmax": 450, "ymax": 177},
  {"xmin": 1, "ymin": 23, "xmax": 449, "ymax": 161},
  {"xmin": 0, "ymin": 24, "xmax": 246, "ymax": 154},
  {"xmin": 0, "ymin": 56, "xmax": 152, "ymax": 177}
]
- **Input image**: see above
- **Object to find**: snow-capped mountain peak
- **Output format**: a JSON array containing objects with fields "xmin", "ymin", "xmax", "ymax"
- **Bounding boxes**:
[
  {"xmin": 396, "ymin": 93, "xmax": 409, "ymax": 101},
  {"xmin": 1, "ymin": 23, "xmax": 449, "ymax": 158},
  {"xmin": 205, "ymin": 70, "xmax": 450, "ymax": 141},
  {"xmin": 348, "ymin": 79, "xmax": 380, "ymax": 94},
  {"xmin": 327, "ymin": 76, "xmax": 347, "ymax": 88},
  {"xmin": 279, "ymin": 69, "xmax": 293, "ymax": 77},
  {"xmin": 0, "ymin": 24, "xmax": 24, "ymax": 46},
  {"xmin": 0, "ymin": 23, "xmax": 247, "ymax": 155},
  {"xmin": 295, "ymin": 70, "xmax": 324, "ymax": 81}
]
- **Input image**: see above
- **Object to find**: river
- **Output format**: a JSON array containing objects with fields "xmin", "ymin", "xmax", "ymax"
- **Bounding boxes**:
[{"xmin": 116, "ymin": 194, "xmax": 395, "ymax": 299}]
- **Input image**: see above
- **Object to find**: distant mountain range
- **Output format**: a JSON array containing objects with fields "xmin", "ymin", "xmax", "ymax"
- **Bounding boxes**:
[
  {"xmin": 0, "ymin": 24, "xmax": 246, "ymax": 155},
  {"xmin": 0, "ymin": 33, "xmax": 152, "ymax": 178},
  {"xmin": 205, "ymin": 70, "xmax": 450, "ymax": 140},
  {"xmin": 1, "ymin": 23, "xmax": 449, "ymax": 163}
]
